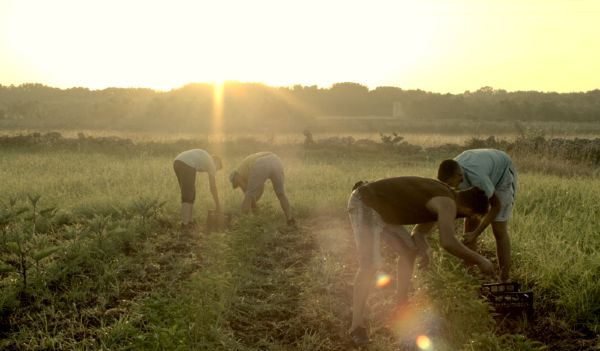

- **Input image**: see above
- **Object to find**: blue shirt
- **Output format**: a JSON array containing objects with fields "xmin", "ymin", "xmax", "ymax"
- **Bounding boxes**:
[{"xmin": 455, "ymin": 149, "xmax": 513, "ymax": 198}]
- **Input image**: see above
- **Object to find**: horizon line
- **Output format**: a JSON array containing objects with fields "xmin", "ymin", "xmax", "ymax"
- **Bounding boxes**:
[{"xmin": 1, "ymin": 81, "xmax": 599, "ymax": 95}]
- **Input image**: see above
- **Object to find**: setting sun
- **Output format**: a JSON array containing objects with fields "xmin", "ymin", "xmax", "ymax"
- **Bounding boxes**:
[{"xmin": 2, "ymin": 0, "xmax": 599, "ymax": 93}]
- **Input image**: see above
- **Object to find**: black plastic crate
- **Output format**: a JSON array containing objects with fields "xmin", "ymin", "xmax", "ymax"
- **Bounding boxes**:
[
  {"xmin": 481, "ymin": 282, "xmax": 521, "ymax": 294},
  {"xmin": 480, "ymin": 283, "xmax": 534, "ymax": 320}
]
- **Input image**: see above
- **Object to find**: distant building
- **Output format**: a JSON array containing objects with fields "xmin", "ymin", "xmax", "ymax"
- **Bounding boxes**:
[{"xmin": 392, "ymin": 102, "xmax": 407, "ymax": 118}]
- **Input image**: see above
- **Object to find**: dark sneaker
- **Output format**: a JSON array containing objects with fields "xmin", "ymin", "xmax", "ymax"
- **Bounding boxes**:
[
  {"xmin": 287, "ymin": 218, "xmax": 297, "ymax": 227},
  {"xmin": 350, "ymin": 326, "xmax": 369, "ymax": 346}
]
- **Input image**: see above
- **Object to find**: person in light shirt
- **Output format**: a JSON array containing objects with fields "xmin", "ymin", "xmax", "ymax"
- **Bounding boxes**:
[
  {"xmin": 437, "ymin": 148, "xmax": 518, "ymax": 282},
  {"xmin": 229, "ymin": 151, "xmax": 294, "ymax": 225},
  {"xmin": 173, "ymin": 149, "xmax": 222, "ymax": 227}
]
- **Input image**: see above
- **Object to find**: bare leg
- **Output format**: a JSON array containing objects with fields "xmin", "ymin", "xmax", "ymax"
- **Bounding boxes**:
[
  {"xmin": 396, "ymin": 253, "xmax": 416, "ymax": 304},
  {"xmin": 381, "ymin": 226, "xmax": 416, "ymax": 304},
  {"xmin": 349, "ymin": 205, "xmax": 377, "ymax": 333},
  {"xmin": 350, "ymin": 266, "xmax": 377, "ymax": 332},
  {"xmin": 275, "ymin": 192, "xmax": 292, "ymax": 221},
  {"xmin": 491, "ymin": 221, "xmax": 511, "ymax": 282}
]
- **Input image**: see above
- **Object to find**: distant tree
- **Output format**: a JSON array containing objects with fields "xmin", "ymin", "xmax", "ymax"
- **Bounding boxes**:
[
  {"xmin": 324, "ymin": 82, "xmax": 370, "ymax": 116},
  {"xmin": 1, "ymin": 82, "xmax": 600, "ymax": 131}
]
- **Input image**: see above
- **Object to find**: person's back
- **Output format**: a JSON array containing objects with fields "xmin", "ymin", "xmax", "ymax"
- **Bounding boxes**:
[
  {"xmin": 174, "ymin": 149, "xmax": 216, "ymax": 175},
  {"xmin": 358, "ymin": 177, "xmax": 455, "ymax": 225},
  {"xmin": 455, "ymin": 149, "xmax": 512, "ymax": 195},
  {"xmin": 235, "ymin": 151, "xmax": 274, "ymax": 181}
]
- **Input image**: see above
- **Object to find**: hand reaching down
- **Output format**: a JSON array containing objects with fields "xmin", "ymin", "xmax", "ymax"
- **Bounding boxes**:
[{"xmin": 477, "ymin": 257, "xmax": 495, "ymax": 277}]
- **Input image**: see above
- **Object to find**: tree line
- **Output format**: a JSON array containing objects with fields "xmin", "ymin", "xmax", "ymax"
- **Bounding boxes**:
[{"xmin": 1, "ymin": 82, "xmax": 599, "ymax": 133}]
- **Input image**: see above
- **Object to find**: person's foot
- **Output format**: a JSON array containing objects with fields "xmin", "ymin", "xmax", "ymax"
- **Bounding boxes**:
[
  {"xmin": 287, "ymin": 218, "xmax": 297, "ymax": 227},
  {"xmin": 349, "ymin": 326, "xmax": 369, "ymax": 347}
]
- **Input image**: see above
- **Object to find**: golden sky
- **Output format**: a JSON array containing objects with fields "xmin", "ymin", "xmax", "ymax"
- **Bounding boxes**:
[{"xmin": 1, "ymin": 0, "xmax": 598, "ymax": 93}]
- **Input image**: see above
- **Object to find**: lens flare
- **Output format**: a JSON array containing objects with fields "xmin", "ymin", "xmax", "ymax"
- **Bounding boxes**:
[
  {"xmin": 416, "ymin": 335, "xmax": 432, "ymax": 349},
  {"xmin": 386, "ymin": 297, "xmax": 441, "ymax": 350},
  {"xmin": 376, "ymin": 273, "xmax": 392, "ymax": 288}
]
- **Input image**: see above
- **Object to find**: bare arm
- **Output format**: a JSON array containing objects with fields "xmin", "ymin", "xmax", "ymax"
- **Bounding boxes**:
[
  {"xmin": 428, "ymin": 197, "xmax": 494, "ymax": 275},
  {"xmin": 240, "ymin": 195, "xmax": 252, "ymax": 214},
  {"xmin": 208, "ymin": 174, "xmax": 221, "ymax": 212},
  {"xmin": 237, "ymin": 177, "xmax": 258, "ymax": 214},
  {"xmin": 464, "ymin": 192, "xmax": 501, "ymax": 244}
]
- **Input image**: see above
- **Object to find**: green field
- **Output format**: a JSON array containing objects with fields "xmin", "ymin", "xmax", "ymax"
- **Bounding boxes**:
[{"xmin": 0, "ymin": 132, "xmax": 599, "ymax": 350}]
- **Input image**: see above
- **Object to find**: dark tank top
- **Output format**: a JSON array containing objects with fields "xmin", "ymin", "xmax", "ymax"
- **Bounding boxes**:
[{"xmin": 357, "ymin": 176, "xmax": 455, "ymax": 225}]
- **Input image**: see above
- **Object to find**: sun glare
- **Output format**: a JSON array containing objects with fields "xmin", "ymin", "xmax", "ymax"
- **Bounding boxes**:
[{"xmin": 211, "ymin": 81, "xmax": 225, "ymax": 142}]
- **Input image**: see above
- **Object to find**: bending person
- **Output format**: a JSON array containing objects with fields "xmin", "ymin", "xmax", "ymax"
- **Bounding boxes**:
[
  {"xmin": 437, "ymin": 148, "xmax": 517, "ymax": 282},
  {"xmin": 347, "ymin": 176, "xmax": 494, "ymax": 346},
  {"xmin": 173, "ymin": 149, "xmax": 221, "ymax": 227},
  {"xmin": 229, "ymin": 151, "xmax": 294, "ymax": 225}
]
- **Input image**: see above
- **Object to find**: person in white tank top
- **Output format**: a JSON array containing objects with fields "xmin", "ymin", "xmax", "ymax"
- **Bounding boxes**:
[{"xmin": 173, "ymin": 149, "xmax": 222, "ymax": 227}]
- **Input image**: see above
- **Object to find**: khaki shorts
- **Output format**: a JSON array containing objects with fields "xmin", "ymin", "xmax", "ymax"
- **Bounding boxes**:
[
  {"xmin": 347, "ymin": 189, "xmax": 416, "ymax": 270},
  {"xmin": 245, "ymin": 154, "xmax": 286, "ymax": 201},
  {"xmin": 495, "ymin": 164, "xmax": 518, "ymax": 222}
]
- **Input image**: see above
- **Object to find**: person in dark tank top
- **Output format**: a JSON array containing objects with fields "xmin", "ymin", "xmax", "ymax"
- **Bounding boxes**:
[{"xmin": 347, "ymin": 176, "xmax": 495, "ymax": 346}]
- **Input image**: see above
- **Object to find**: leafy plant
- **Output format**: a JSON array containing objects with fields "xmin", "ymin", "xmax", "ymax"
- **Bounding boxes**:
[{"xmin": 0, "ymin": 195, "xmax": 60, "ymax": 291}]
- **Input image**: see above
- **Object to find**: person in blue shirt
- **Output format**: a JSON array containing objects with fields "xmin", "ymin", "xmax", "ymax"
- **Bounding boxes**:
[{"xmin": 437, "ymin": 149, "xmax": 518, "ymax": 282}]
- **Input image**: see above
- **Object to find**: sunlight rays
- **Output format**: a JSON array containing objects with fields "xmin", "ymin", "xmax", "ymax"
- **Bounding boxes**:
[{"xmin": 211, "ymin": 81, "xmax": 225, "ymax": 145}]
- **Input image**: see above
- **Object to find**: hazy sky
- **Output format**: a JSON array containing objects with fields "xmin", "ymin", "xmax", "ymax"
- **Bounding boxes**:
[{"xmin": 1, "ymin": 0, "xmax": 598, "ymax": 93}]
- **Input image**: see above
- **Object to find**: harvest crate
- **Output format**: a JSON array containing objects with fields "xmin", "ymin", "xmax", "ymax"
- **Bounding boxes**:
[
  {"xmin": 480, "ymin": 282, "xmax": 534, "ymax": 320},
  {"xmin": 481, "ymin": 282, "xmax": 521, "ymax": 294},
  {"xmin": 206, "ymin": 210, "xmax": 232, "ymax": 233}
]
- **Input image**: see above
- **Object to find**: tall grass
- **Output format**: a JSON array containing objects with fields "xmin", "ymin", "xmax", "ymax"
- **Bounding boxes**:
[
  {"xmin": 511, "ymin": 175, "xmax": 600, "ymax": 329},
  {"xmin": 1, "ymin": 138, "xmax": 597, "ymax": 350}
]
